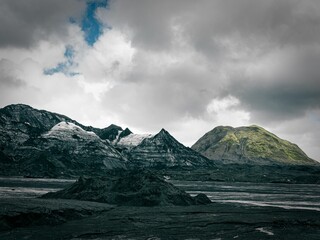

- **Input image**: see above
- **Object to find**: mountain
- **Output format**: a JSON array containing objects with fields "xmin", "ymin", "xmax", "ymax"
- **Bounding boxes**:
[
  {"xmin": 0, "ymin": 103, "xmax": 129, "ymax": 144},
  {"xmin": 0, "ymin": 104, "xmax": 212, "ymax": 177},
  {"xmin": 192, "ymin": 125, "xmax": 317, "ymax": 165},
  {"xmin": 0, "ymin": 104, "xmax": 126, "ymax": 177},
  {"xmin": 2, "ymin": 103, "xmax": 317, "ymax": 180},
  {"xmin": 126, "ymin": 129, "xmax": 213, "ymax": 168}
]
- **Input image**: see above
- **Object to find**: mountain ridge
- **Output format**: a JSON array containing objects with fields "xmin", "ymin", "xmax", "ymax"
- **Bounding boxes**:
[
  {"xmin": 0, "ymin": 104, "xmax": 128, "ymax": 177},
  {"xmin": 0, "ymin": 104, "xmax": 213, "ymax": 176},
  {"xmin": 0, "ymin": 103, "xmax": 126, "ymax": 142}
]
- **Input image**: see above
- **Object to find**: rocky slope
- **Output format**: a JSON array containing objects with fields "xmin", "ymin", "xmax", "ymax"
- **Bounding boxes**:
[
  {"xmin": 0, "ymin": 104, "xmax": 127, "ymax": 177},
  {"xmin": 17, "ymin": 122, "xmax": 126, "ymax": 176},
  {"xmin": 126, "ymin": 129, "xmax": 213, "ymax": 168},
  {"xmin": 192, "ymin": 125, "xmax": 317, "ymax": 165},
  {"xmin": 42, "ymin": 171, "xmax": 211, "ymax": 206}
]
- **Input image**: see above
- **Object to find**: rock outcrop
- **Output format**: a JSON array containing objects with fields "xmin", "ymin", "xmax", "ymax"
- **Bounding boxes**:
[{"xmin": 42, "ymin": 171, "xmax": 212, "ymax": 206}]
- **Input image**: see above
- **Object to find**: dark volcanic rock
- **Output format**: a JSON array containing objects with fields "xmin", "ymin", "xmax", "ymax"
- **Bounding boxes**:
[{"xmin": 42, "ymin": 171, "xmax": 211, "ymax": 206}]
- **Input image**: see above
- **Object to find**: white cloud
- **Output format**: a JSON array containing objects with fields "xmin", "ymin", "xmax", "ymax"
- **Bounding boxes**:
[
  {"xmin": 206, "ymin": 95, "xmax": 251, "ymax": 127},
  {"xmin": 76, "ymin": 29, "xmax": 135, "ymax": 84},
  {"xmin": 207, "ymin": 95, "xmax": 240, "ymax": 113}
]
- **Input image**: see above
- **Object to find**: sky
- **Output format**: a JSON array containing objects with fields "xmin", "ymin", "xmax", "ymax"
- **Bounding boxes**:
[{"xmin": 0, "ymin": 0, "xmax": 319, "ymax": 161}]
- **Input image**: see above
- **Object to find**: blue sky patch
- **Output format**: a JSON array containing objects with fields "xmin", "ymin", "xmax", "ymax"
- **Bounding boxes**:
[
  {"xmin": 44, "ymin": 1, "xmax": 109, "ymax": 76},
  {"xmin": 81, "ymin": 0, "xmax": 109, "ymax": 46},
  {"xmin": 44, "ymin": 46, "xmax": 79, "ymax": 76}
]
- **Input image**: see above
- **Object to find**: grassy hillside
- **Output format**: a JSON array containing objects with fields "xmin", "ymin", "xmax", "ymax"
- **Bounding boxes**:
[{"xmin": 192, "ymin": 125, "xmax": 317, "ymax": 165}]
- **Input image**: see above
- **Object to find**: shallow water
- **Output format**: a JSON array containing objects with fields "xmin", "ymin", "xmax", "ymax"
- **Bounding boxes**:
[
  {"xmin": 171, "ymin": 180, "xmax": 320, "ymax": 212},
  {"xmin": 0, "ymin": 177, "xmax": 75, "ymax": 198},
  {"xmin": 0, "ymin": 177, "xmax": 319, "ymax": 212}
]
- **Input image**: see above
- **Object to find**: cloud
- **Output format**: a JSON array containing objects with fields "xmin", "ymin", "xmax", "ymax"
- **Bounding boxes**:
[
  {"xmin": 102, "ymin": 0, "xmax": 320, "ymax": 52},
  {"xmin": 99, "ymin": 0, "xmax": 320, "ymax": 124},
  {"xmin": 0, "ymin": 0, "xmax": 85, "ymax": 48},
  {"xmin": 228, "ymin": 46, "xmax": 320, "ymax": 123},
  {"xmin": 0, "ymin": 59, "xmax": 25, "ymax": 88},
  {"xmin": 206, "ymin": 95, "xmax": 250, "ymax": 126},
  {"xmin": 44, "ymin": 45, "xmax": 79, "ymax": 76}
]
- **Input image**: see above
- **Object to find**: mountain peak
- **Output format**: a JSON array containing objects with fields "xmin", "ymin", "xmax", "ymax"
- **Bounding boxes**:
[
  {"xmin": 157, "ymin": 128, "xmax": 170, "ymax": 136},
  {"xmin": 152, "ymin": 128, "xmax": 180, "ymax": 145},
  {"xmin": 128, "ymin": 128, "xmax": 212, "ymax": 168},
  {"xmin": 105, "ymin": 124, "xmax": 123, "ymax": 131}
]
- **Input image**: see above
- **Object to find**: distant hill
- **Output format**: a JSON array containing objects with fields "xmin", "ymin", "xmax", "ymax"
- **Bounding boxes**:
[{"xmin": 192, "ymin": 125, "xmax": 317, "ymax": 165}]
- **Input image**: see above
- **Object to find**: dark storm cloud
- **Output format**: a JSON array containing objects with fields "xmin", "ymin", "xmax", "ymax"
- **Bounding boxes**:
[
  {"xmin": 102, "ymin": 0, "xmax": 187, "ymax": 50},
  {"xmin": 234, "ymin": 77, "xmax": 320, "ymax": 122},
  {"xmin": 0, "ymin": 0, "xmax": 85, "ymax": 48},
  {"xmin": 103, "ymin": 0, "xmax": 320, "ymax": 124},
  {"xmin": 186, "ymin": 0, "xmax": 320, "ymax": 56},
  {"xmin": 105, "ymin": 0, "xmax": 320, "ymax": 52},
  {"xmin": 228, "ymin": 48, "xmax": 320, "ymax": 122}
]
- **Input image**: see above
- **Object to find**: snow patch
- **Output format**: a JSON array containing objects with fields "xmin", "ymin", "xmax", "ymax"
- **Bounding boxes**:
[
  {"xmin": 111, "ymin": 130, "xmax": 123, "ymax": 144},
  {"xmin": 43, "ymin": 121, "xmax": 98, "ymax": 140},
  {"xmin": 117, "ymin": 133, "xmax": 154, "ymax": 148}
]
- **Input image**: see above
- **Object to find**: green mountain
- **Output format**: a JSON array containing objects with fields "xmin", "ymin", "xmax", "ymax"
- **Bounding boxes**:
[{"xmin": 192, "ymin": 125, "xmax": 317, "ymax": 165}]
